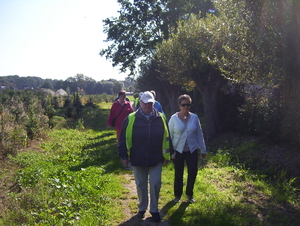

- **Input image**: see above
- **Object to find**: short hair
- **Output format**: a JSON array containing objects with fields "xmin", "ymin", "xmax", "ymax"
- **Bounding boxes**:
[
  {"xmin": 118, "ymin": 90, "xmax": 126, "ymax": 97},
  {"xmin": 150, "ymin": 90, "xmax": 156, "ymax": 98},
  {"xmin": 177, "ymin": 94, "xmax": 192, "ymax": 105}
]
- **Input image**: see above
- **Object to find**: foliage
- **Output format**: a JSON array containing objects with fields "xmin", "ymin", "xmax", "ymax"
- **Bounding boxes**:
[
  {"xmin": 40, "ymin": 80, "xmax": 54, "ymax": 90},
  {"xmin": 280, "ymin": 89, "xmax": 300, "ymax": 145},
  {"xmin": 0, "ymin": 90, "xmax": 50, "ymax": 157},
  {"xmin": 100, "ymin": 0, "xmax": 214, "ymax": 75},
  {"xmin": 136, "ymin": 58, "xmax": 183, "ymax": 114},
  {"xmin": 0, "ymin": 75, "xmax": 44, "ymax": 90},
  {"xmin": 24, "ymin": 101, "xmax": 48, "ymax": 140},
  {"xmin": 236, "ymin": 97, "xmax": 275, "ymax": 138},
  {"xmin": 0, "ymin": 89, "xmax": 118, "ymax": 159},
  {"xmin": 155, "ymin": 0, "xmax": 300, "ymax": 143},
  {"xmin": 0, "ymin": 74, "xmax": 134, "ymax": 95},
  {"xmin": 156, "ymin": 13, "xmax": 231, "ymax": 139},
  {"xmin": 4, "ymin": 128, "xmax": 125, "ymax": 225},
  {"xmin": 1, "ymin": 102, "xmax": 299, "ymax": 226}
]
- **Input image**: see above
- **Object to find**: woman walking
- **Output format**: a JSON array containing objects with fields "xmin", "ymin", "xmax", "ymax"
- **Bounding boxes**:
[
  {"xmin": 107, "ymin": 90, "xmax": 133, "ymax": 141},
  {"xmin": 168, "ymin": 94, "xmax": 206, "ymax": 203}
]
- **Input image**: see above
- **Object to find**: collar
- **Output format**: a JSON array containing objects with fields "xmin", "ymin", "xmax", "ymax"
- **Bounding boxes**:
[{"xmin": 140, "ymin": 109, "xmax": 155, "ymax": 119}]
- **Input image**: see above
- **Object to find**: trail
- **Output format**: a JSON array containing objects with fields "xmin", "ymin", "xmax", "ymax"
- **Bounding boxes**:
[{"xmin": 118, "ymin": 169, "xmax": 172, "ymax": 226}]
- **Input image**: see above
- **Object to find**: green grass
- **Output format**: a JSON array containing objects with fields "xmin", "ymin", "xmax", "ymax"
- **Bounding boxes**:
[{"xmin": 1, "ymin": 102, "xmax": 299, "ymax": 226}]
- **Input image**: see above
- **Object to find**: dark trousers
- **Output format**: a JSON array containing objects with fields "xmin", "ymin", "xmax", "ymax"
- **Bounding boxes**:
[{"xmin": 173, "ymin": 149, "xmax": 198, "ymax": 198}]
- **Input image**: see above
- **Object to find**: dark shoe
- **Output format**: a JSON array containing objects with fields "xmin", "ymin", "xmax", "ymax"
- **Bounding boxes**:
[
  {"xmin": 173, "ymin": 197, "xmax": 180, "ymax": 203},
  {"xmin": 136, "ymin": 211, "xmax": 145, "ymax": 218},
  {"xmin": 150, "ymin": 212, "xmax": 161, "ymax": 222},
  {"xmin": 187, "ymin": 195, "xmax": 195, "ymax": 203}
]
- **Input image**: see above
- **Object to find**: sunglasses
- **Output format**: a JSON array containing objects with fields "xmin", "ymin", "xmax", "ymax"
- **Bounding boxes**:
[{"xmin": 181, "ymin": 103, "xmax": 191, "ymax": 107}]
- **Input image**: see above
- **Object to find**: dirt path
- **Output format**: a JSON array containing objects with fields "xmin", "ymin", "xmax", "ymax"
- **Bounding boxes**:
[{"xmin": 118, "ymin": 168, "xmax": 171, "ymax": 226}]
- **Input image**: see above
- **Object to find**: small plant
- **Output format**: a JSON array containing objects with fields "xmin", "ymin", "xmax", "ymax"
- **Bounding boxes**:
[
  {"xmin": 75, "ymin": 118, "xmax": 85, "ymax": 131},
  {"xmin": 272, "ymin": 171, "xmax": 299, "ymax": 204}
]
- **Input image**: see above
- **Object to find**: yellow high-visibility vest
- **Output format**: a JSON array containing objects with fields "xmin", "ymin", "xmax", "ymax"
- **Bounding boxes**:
[{"xmin": 125, "ymin": 112, "xmax": 170, "ymax": 160}]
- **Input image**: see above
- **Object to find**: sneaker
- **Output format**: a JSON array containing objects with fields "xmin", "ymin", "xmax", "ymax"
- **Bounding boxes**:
[
  {"xmin": 173, "ymin": 197, "xmax": 180, "ymax": 203},
  {"xmin": 187, "ymin": 196, "xmax": 195, "ymax": 203},
  {"xmin": 136, "ymin": 211, "xmax": 145, "ymax": 218},
  {"xmin": 150, "ymin": 212, "xmax": 161, "ymax": 222}
]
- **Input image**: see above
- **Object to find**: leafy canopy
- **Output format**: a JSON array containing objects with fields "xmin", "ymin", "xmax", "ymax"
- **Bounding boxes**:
[{"xmin": 100, "ymin": 0, "xmax": 214, "ymax": 76}]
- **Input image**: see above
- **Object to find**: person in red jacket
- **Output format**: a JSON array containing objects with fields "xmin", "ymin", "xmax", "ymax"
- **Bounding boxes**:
[{"xmin": 107, "ymin": 90, "xmax": 133, "ymax": 140}]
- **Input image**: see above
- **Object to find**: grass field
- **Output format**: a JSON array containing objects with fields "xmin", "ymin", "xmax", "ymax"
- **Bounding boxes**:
[{"xmin": 0, "ymin": 102, "xmax": 299, "ymax": 226}]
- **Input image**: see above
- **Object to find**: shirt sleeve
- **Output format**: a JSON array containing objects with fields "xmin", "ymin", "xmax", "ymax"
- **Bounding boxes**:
[
  {"xmin": 107, "ymin": 103, "xmax": 116, "ymax": 126},
  {"xmin": 195, "ymin": 116, "xmax": 206, "ymax": 153}
]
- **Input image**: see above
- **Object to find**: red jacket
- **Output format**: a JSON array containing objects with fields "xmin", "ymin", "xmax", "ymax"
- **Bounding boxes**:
[{"xmin": 107, "ymin": 100, "xmax": 133, "ymax": 130}]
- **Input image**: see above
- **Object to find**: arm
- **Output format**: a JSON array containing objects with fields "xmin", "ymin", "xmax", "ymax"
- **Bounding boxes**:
[
  {"xmin": 168, "ymin": 116, "xmax": 176, "ymax": 159},
  {"xmin": 195, "ymin": 116, "xmax": 207, "ymax": 157},
  {"xmin": 128, "ymin": 101, "xmax": 134, "ymax": 113},
  {"xmin": 107, "ymin": 103, "xmax": 116, "ymax": 127}
]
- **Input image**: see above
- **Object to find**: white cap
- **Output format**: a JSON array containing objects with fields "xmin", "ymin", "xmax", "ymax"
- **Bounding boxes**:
[
  {"xmin": 139, "ymin": 92, "xmax": 144, "ymax": 98},
  {"xmin": 140, "ymin": 91, "xmax": 155, "ymax": 103}
]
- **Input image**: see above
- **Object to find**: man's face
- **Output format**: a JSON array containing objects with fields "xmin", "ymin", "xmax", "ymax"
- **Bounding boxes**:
[{"xmin": 140, "ymin": 101, "xmax": 153, "ymax": 115}]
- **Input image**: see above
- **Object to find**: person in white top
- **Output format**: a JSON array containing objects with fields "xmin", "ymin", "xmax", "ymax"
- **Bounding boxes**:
[{"xmin": 168, "ymin": 94, "xmax": 206, "ymax": 203}]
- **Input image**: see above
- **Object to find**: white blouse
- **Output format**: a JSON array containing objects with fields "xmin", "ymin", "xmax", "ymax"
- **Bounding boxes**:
[{"xmin": 168, "ymin": 112, "xmax": 206, "ymax": 154}]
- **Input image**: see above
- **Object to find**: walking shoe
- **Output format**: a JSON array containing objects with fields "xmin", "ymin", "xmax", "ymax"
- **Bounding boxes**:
[
  {"xmin": 136, "ymin": 211, "xmax": 145, "ymax": 218},
  {"xmin": 187, "ymin": 195, "xmax": 195, "ymax": 203},
  {"xmin": 150, "ymin": 212, "xmax": 161, "ymax": 222},
  {"xmin": 173, "ymin": 197, "xmax": 180, "ymax": 203}
]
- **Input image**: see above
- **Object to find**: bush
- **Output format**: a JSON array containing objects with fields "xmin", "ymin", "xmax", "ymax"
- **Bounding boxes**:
[{"xmin": 0, "ymin": 90, "xmax": 50, "ymax": 158}]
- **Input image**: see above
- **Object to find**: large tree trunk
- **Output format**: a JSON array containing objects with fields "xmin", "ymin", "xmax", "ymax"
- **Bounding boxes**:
[
  {"xmin": 194, "ymin": 70, "xmax": 227, "ymax": 141},
  {"xmin": 164, "ymin": 84, "xmax": 182, "ymax": 117}
]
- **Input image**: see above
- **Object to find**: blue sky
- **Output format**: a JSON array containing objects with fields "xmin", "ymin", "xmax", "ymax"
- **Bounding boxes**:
[{"xmin": 0, "ymin": 0, "xmax": 127, "ymax": 81}]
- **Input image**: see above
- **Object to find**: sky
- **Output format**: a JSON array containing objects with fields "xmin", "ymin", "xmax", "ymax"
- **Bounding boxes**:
[{"xmin": 0, "ymin": 0, "xmax": 128, "ymax": 81}]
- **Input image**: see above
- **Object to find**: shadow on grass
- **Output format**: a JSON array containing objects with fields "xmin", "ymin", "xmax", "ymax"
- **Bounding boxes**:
[
  {"xmin": 160, "ymin": 200, "xmax": 177, "ymax": 218},
  {"xmin": 82, "ymin": 106, "xmax": 111, "ymax": 131},
  {"xmin": 118, "ymin": 215, "xmax": 173, "ymax": 226},
  {"xmin": 168, "ymin": 202, "xmax": 190, "ymax": 224},
  {"xmin": 68, "ymin": 132, "xmax": 123, "ymax": 172}
]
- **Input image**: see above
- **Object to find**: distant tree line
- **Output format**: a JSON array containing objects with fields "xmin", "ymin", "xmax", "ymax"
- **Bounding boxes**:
[{"xmin": 0, "ymin": 74, "xmax": 136, "ymax": 95}]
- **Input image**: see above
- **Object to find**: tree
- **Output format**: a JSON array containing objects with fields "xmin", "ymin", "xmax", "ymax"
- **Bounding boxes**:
[
  {"xmin": 214, "ymin": 0, "xmax": 300, "ymax": 143},
  {"xmin": 112, "ymin": 80, "xmax": 124, "ymax": 94},
  {"xmin": 100, "ymin": 0, "xmax": 214, "ymax": 76},
  {"xmin": 136, "ymin": 58, "xmax": 181, "ymax": 114},
  {"xmin": 156, "ymin": 13, "xmax": 234, "ymax": 140},
  {"xmin": 40, "ymin": 80, "xmax": 54, "ymax": 90}
]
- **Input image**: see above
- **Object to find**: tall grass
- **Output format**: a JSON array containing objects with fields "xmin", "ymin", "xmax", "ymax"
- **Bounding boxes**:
[{"xmin": 0, "ymin": 101, "xmax": 299, "ymax": 226}]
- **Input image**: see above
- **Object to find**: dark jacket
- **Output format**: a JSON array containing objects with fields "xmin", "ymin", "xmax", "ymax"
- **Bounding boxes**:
[{"xmin": 118, "ymin": 108, "xmax": 167, "ymax": 167}]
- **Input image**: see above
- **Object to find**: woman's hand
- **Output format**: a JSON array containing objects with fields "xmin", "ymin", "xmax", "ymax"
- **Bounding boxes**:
[{"xmin": 121, "ymin": 159, "xmax": 129, "ymax": 167}]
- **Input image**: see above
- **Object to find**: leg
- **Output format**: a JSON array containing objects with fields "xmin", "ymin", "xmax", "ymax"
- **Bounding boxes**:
[
  {"xmin": 185, "ymin": 150, "xmax": 198, "ymax": 198},
  {"xmin": 132, "ymin": 166, "xmax": 149, "ymax": 211},
  {"xmin": 173, "ymin": 151, "xmax": 185, "ymax": 198},
  {"xmin": 149, "ymin": 162, "xmax": 163, "ymax": 213}
]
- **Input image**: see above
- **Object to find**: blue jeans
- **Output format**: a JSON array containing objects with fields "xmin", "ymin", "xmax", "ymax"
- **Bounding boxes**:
[
  {"xmin": 173, "ymin": 150, "xmax": 198, "ymax": 198},
  {"xmin": 132, "ymin": 162, "xmax": 163, "ymax": 213}
]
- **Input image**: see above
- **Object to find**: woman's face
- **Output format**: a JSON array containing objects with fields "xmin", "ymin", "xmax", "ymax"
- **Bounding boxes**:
[
  {"xmin": 179, "ymin": 99, "xmax": 191, "ymax": 112},
  {"xmin": 119, "ymin": 94, "xmax": 126, "ymax": 101}
]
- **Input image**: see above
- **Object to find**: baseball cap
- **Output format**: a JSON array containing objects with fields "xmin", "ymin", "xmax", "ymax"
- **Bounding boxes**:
[{"xmin": 140, "ymin": 91, "xmax": 155, "ymax": 103}]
